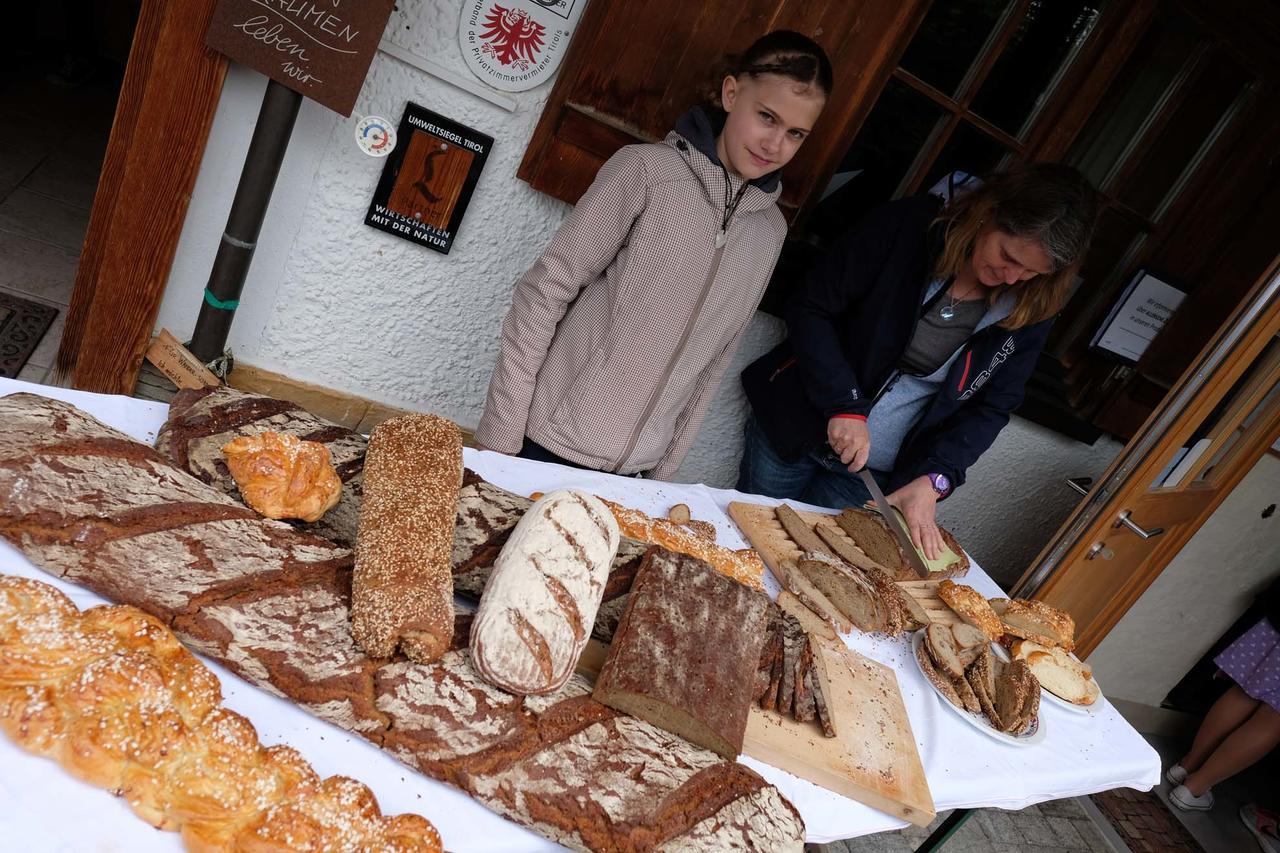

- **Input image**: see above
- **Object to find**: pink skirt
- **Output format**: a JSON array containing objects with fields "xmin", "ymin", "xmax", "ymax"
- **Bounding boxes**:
[{"xmin": 1215, "ymin": 618, "xmax": 1280, "ymax": 711}]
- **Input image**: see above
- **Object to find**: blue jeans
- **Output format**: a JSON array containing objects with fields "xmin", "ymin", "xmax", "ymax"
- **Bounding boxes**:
[{"xmin": 737, "ymin": 415, "xmax": 891, "ymax": 510}]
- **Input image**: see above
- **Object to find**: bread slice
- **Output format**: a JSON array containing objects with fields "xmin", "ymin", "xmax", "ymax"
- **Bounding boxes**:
[
  {"xmin": 925, "ymin": 623, "xmax": 965, "ymax": 680},
  {"xmin": 793, "ymin": 642, "xmax": 816, "ymax": 723},
  {"xmin": 835, "ymin": 508, "xmax": 905, "ymax": 575},
  {"xmin": 809, "ymin": 638, "xmax": 838, "ymax": 738},
  {"xmin": 814, "ymin": 522, "xmax": 887, "ymax": 574},
  {"xmin": 993, "ymin": 660, "xmax": 1038, "ymax": 734},
  {"xmin": 966, "ymin": 649, "xmax": 999, "ymax": 726},
  {"xmin": 950, "ymin": 623, "xmax": 989, "ymax": 667},
  {"xmin": 795, "ymin": 552, "xmax": 907, "ymax": 636},
  {"xmin": 777, "ymin": 590, "xmax": 837, "ymax": 640},
  {"xmin": 953, "ymin": 670, "xmax": 982, "ymax": 715},
  {"xmin": 1013, "ymin": 639, "xmax": 1099, "ymax": 705},
  {"xmin": 779, "ymin": 560, "xmax": 853, "ymax": 634},
  {"xmin": 775, "ymin": 504, "xmax": 837, "ymax": 560},
  {"xmin": 1001, "ymin": 598, "xmax": 1076, "ymax": 650},
  {"xmin": 937, "ymin": 580, "xmax": 1004, "ymax": 640},
  {"xmin": 916, "ymin": 637, "xmax": 964, "ymax": 710}
]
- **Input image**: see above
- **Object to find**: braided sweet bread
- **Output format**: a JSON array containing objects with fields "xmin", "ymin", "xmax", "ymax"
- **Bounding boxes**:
[{"xmin": 0, "ymin": 575, "xmax": 443, "ymax": 852}]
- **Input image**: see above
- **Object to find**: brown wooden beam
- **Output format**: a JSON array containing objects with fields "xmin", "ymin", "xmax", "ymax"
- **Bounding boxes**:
[{"xmin": 55, "ymin": 0, "xmax": 227, "ymax": 394}]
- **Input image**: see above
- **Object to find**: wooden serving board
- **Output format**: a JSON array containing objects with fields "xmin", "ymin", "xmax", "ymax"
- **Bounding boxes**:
[
  {"xmin": 727, "ymin": 501, "xmax": 958, "ymax": 625},
  {"xmin": 576, "ymin": 636, "xmax": 936, "ymax": 827}
]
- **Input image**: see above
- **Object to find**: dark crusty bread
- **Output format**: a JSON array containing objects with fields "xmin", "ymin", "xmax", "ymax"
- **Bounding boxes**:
[
  {"xmin": 594, "ymin": 550, "xmax": 772, "ymax": 760},
  {"xmin": 351, "ymin": 415, "xmax": 461, "ymax": 663},
  {"xmin": 0, "ymin": 395, "xmax": 806, "ymax": 850},
  {"xmin": 925, "ymin": 624, "xmax": 965, "ymax": 680},
  {"xmin": 796, "ymin": 552, "xmax": 907, "ymax": 636},
  {"xmin": 835, "ymin": 508, "xmax": 969, "ymax": 581},
  {"xmin": 778, "ymin": 612, "xmax": 804, "ymax": 717},
  {"xmin": 916, "ymin": 639, "xmax": 963, "ymax": 710},
  {"xmin": 156, "ymin": 386, "xmax": 367, "ymax": 547}
]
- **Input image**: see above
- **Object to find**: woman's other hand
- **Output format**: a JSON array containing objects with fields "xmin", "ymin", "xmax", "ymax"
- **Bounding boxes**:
[
  {"xmin": 827, "ymin": 416, "xmax": 870, "ymax": 471},
  {"xmin": 886, "ymin": 475, "xmax": 943, "ymax": 561}
]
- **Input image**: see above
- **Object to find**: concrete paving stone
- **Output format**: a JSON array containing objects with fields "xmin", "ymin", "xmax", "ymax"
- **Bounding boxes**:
[
  {"xmin": 975, "ymin": 808, "xmax": 1023, "ymax": 844},
  {"xmin": 1046, "ymin": 815, "xmax": 1087, "ymax": 849},
  {"xmin": 1071, "ymin": 817, "xmax": 1121, "ymax": 853},
  {"xmin": 1017, "ymin": 812, "xmax": 1064, "ymax": 847},
  {"xmin": 1038, "ymin": 797, "xmax": 1089, "ymax": 819}
]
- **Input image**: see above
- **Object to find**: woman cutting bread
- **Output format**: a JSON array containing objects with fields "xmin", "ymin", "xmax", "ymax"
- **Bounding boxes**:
[
  {"xmin": 474, "ymin": 31, "xmax": 831, "ymax": 480},
  {"xmin": 739, "ymin": 164, "xmax": 1096, "ymax": 559}
]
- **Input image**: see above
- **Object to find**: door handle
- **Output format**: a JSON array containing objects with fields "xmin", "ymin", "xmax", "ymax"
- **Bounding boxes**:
[
  {"xmin": 1065, "ymin": 476, "xmax": 1093, "ymax": 496},
  {"xmin": 1114, "ymin": 509, "xmax": 1164, "ymax": 539}
]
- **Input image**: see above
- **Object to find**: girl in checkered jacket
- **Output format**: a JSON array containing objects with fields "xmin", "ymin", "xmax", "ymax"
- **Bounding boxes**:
[{"xmin": 474, "ymin": 31, "xmax": 832, "ymax": 479}]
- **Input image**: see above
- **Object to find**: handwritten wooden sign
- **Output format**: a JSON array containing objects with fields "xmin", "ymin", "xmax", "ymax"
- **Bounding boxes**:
[{"xmin": 205, "ymin": 0, "xmax": 395, "ymax": 116}]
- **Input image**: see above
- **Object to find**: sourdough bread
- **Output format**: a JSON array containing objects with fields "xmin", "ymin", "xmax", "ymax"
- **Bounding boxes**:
[{"xmin": 470, "ymin": 490, "xmax": 620, "ymax": 695}]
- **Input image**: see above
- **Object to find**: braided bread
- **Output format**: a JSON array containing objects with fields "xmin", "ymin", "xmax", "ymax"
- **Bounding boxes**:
[{"xmin": 0, "ymin": 575, "xmax": 443, "ymax": 852}]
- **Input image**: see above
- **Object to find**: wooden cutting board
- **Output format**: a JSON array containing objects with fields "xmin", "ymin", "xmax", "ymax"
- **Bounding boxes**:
[
  {"xmin": 576, "ymin": 636, "xmax": 936, "ymax": 827},
  {"xmin": 727, "ymin": 500, "xmax": 960, "ymax": 626}
]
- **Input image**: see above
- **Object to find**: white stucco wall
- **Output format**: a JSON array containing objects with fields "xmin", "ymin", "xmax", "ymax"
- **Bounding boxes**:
[
  {"xmin": 1087, "ymin": 454, "xmax": 1280, "ymax": 707},
  {"xmin": 155, "ymin": 0, "xmax": 1123, "ymax": 586}
]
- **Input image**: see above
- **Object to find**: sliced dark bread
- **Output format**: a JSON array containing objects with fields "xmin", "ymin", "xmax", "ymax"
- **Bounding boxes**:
[
  {"xmin": 777, "ymin": 590, "xmax": 837, "ymax": 641},
  {"xmin": 916, "ymin": 637, "xmax": 964, "ymax": 709},
  {"xmin": 925, "ymin": 623, "xmax": 965, "ymax": 680}
]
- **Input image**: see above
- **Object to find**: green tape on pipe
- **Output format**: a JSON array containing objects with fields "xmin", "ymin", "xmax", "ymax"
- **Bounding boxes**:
[{"xmin": 204, "ymin": 289, "xmax": 240, "ymax": 311}]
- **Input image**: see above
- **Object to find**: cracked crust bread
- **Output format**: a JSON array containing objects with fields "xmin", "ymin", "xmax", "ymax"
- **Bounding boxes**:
[
  {"xmin": 1001, "ymin": 598, "xmax": 1076, "ymax": 651},
  {"xmin": 937, "ymin": 580, "xmax": 1005, "ymax": 640}
]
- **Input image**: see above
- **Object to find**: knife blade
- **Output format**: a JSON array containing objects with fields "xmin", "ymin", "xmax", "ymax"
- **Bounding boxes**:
[{"xmin": 856, "ymin": 468, "xmax": 930, "ymax": 579}]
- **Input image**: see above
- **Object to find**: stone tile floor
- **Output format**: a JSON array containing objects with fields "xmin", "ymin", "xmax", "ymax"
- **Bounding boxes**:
[{"xmin": 809, "ymin": 796, "xmax": 1127, "ymax": 853}]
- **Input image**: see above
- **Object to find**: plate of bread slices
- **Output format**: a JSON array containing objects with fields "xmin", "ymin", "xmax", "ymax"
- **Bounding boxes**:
[
  {"xmin": 911, "ymin": 624, "xmax": 1044, "ymax": 746},
  {"xmin": 933, "ymin": 581, "xmax": 1103, "ymax": 713}
]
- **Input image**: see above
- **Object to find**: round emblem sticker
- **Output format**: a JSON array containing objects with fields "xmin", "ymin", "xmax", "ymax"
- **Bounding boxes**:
[{"xmin": 355, "ymin": 116, "xmax": 396, "ymax": 157}]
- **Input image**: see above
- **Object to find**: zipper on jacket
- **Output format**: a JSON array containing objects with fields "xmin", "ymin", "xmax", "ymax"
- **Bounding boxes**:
[{"xmin": 613, "ymin": 244, "xmax": 728, "ymax": 471}]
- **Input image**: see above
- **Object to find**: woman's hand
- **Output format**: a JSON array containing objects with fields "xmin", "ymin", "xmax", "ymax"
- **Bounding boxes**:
[
  {"xmin": 827, "ymin": 416, "xmax": 871, "ymax": 471},
  {"xmin": 885, "ymin": 475, "xmax": 943, "ymax": 561}
]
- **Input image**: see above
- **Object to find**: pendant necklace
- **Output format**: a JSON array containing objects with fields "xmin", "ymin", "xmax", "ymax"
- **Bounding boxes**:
[{"xmin": 939, "ymin": 280, "xmax": 977, "ymax": 321}]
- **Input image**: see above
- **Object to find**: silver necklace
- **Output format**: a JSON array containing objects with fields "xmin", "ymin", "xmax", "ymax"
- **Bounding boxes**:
[{"xmin": 939, "ymin": 280, "xmax": 979, "ymax": 321}]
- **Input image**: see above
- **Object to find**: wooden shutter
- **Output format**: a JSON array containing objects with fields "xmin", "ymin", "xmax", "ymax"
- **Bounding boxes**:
[{"xmin": 517, "ymin": 0, "xmax": 932, "ymax": 218}]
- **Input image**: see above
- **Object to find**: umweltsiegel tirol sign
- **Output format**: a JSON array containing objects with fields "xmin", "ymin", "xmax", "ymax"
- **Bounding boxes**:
[{"xmin": 459, "ymin": 0, "xmax": 586, "ymax": 92}]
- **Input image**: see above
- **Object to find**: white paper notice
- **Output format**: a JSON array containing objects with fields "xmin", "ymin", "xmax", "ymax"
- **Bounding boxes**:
[{"xmin": 1095, "ymin": 273, "xmax": 1186, "ymax": 360}]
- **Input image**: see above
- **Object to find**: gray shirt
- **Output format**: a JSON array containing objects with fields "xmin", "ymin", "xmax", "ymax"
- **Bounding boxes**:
[
  {"xmin": 900, "ymin": 296, "xmax": 986, "ymax": 376},
  {"xmin": 865, "ymin": 279, "xmax": 1014, "ymax": 473}
]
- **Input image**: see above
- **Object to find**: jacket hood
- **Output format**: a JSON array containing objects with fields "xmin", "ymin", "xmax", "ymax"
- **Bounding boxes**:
[{"xmin": 666, "ymin": 106, "xmax": 782, "ymax": 215}]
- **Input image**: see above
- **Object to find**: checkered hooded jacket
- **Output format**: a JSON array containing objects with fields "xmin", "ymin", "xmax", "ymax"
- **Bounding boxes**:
[{"xmin": 475, "ymin": 107, "xmax": 789, "ymax": 478}]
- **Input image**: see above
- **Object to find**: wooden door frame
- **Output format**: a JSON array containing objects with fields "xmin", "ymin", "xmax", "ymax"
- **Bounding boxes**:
[
  {"xmin": 54, "ymin": 0, "xmax": 227, "ymax": 394},
  {"xmin": 1015, "ymin": 255, "xmax": 1280, "ymax": 655}
]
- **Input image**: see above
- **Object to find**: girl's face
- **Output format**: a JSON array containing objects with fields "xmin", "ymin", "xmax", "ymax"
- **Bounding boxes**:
[
  {"xmin": 970, "ymin": 224, "xmax": 1054, "ymax": 287},
  {"xmin": 718, "ymin": 72, "xmax": 826, "ymax": 180}
]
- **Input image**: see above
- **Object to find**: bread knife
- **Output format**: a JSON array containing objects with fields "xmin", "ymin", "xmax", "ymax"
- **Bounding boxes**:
[{"xmin": 856, "ymin": 467, "xmax": 930, "ymax": 579}]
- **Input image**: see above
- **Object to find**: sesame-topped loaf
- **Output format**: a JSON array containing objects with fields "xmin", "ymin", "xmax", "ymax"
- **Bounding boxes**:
[
  {"xmin": 0, "ymin": 394, "xmax": 807, "ymax": 850},
  {"xmin": 593, "ymin": 549, "xmax": 773, "ymax": 759},
  {"xmin": 0, "ymin": 575, "xmax": 444, "ymax": 851},
  {"xmin": 156, "ymin": 385, "xmax": 368, "ymax": 547},
  {"xmin": 351, "ymin": 414, "xmax": 462, "ymax": 663}
]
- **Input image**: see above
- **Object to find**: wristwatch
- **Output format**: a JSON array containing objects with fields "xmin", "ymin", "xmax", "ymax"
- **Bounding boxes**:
[{"xmin": 927, "ymin": 472, "xmax": 952, "ymax": 499}]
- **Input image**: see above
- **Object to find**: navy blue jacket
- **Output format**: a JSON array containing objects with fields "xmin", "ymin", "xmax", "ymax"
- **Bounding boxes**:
[{"xmin": 742, "ymin": 193, "xmax": 1053, "ymax": 495}]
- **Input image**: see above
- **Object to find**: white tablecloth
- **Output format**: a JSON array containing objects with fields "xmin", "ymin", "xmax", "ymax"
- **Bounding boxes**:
[{"xmin": 0, "ymin": 378, "xmax": 1160, "ymax": 850}]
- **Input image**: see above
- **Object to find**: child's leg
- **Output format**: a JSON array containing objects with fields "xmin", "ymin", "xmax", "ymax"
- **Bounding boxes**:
[
  {"xmin": 736, "ymin": 416, "xmax": 818, "ymax": 499},
  {"xmin": 1184, "ymin": 702, "xmax": 1280, "ymax": 796},
  {"xmin": 1181, "ymin": 685, "xmax": 1260, "ymax": 773}
]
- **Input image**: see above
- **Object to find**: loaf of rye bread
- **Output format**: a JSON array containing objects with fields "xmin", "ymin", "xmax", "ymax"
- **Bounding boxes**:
[
  {"xmin": 156, "ymin": 386, "xmax": 367, "ymax": 546},
  {"xmin": 0, "ymin": 393, "xmax": 805, "ymax": 850},
  {"xmin": 593, "ymin": 550, "xmax": 771, "ymax": 760},
  {"xmin": 351, "ymin": 414, "xmax": 462, "ymax": 663}
]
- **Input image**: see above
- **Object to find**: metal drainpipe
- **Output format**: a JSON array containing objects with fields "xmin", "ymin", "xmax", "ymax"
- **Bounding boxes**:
[{"xmin": 189, "ymin": 79, "xmax": 303, "ymax": 364}]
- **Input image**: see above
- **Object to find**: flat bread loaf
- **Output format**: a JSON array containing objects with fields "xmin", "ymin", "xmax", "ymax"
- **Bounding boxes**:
[{"xmin": 470, "ymin": 490, "xmax": 620, "ymax": 695}]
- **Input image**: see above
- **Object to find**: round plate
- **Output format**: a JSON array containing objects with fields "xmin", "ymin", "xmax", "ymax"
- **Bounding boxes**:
[
  {"xmin": 910, "ymin": 631, "xmax": 1045, "ymax": 747},
  {"xmin": 992, "ymin": 642, "xmax": 1105, "ymax": 716}
]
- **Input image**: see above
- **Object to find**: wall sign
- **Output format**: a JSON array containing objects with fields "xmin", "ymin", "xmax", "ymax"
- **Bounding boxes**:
[
  {"xmin": 1091, "ymin": 270, "xmax": 1187, "ymax": 362},
  {"xmin": 364, "ymin": 103, "xmax": 493, "ymax": 255},
  {"xmin": 205, "ymin": 0, "xmax": 395, "ymax": 116},
  {"xmin": 459, "ymin": 0, "xmax": 585, "ymax": 92}
]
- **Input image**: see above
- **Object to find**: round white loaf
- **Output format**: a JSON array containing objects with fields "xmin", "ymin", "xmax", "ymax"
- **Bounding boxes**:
[{"xmin": 470, "ymin": 489, "xmax": 621, "ymax": 695}]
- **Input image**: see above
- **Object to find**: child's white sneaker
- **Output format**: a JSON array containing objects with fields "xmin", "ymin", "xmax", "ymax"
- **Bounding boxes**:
[
  {"xmin": 1170, "ymin": 784, "xmax": 1214, "ymax": 811},
  {"xmin": 1164, "ymin": 763, "xmax": 1188, "ymax": 785}
]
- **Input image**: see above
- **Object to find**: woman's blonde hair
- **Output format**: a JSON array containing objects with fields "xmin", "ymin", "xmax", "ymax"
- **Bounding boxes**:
[{"xmin": 935, "ymin": 163, "xmax": 1097, "ymax": 330}]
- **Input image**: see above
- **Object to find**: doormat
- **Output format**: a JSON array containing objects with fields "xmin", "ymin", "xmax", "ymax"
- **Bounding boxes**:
[
  {"xmin": 0, "ymin": 292, "xmax": 58, "ymax": 378},
  {"xmin": 1091, "ymin": 786, "xmax": 1205, "ymax": 852}
]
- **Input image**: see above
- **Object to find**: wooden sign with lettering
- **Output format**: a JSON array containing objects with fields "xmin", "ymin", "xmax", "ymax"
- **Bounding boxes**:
[{"xmin": 205, "ymin": 0, "xmax": 395, "ymax": 116}]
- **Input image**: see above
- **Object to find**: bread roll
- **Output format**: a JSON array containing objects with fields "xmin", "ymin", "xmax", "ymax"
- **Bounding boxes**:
[
  {"xmin": 351, "ymin": 414, "xmax": 462, "ymax": 663},
  {"xmin": 470, "ymin": 489, "xmax": 620, "ymax": 695}
]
